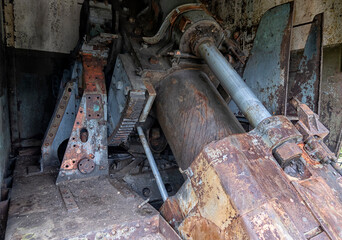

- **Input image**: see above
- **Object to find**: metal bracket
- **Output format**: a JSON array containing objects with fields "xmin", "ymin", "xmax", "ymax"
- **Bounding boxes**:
[
  {"xmin": 229, "ymin": 2, "xmax": 293, "ymax": 116},
  {"xmin": 56, "ymin": 54, "xmax": 108, "ymax": 184},
  {"xmin": 41, "ymin": 62, "xmax": 82, "ymax": 170}
]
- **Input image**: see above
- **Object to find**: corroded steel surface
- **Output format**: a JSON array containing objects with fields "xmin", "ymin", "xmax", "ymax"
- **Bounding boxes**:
[
  {"xmin": 161, "ymin": 115, "xmax": 342, "ymax": 239},
  {"xmin": 57, "ymin": 53, "xmax": 108, "ymax": 183},
  {"xmin": 142, "ymin": 3, "xmax": 206, "ymax": 45},
  {"xmin": 287, "ymin": 13, "xmax": 323, "ymax": 116},
  {"xmin": 108, "ymin": 90, "xmax": 145, "ymax": 146},
  {"xmin": 290, "ymin": 98, "xmax": 336, "ymax": 164},
  {"xmin": 230, "ymin": 3, "xmax": 293, "ymax": 116},
  {"xmin": 107, "ymin": 54, "xmax": 147, "ymax": 146},
  {"xmin": 155, "ymin": 69, "xmax": 245, "ymax": 170},
  {"xmin": 41, "ymin": 80, "xmax": 79, "ymax": 168}
]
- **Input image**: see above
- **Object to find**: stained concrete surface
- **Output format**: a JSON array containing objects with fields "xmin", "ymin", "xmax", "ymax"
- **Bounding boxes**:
[
  {"xmin": 0, "ymin": 0, "xmax": 11, "ymax": 192},
  {"xmin": 10, "ymin": 0, "xmax": 82, "ymax": 53},
  {"xmin": 6, "ymin": 156, "xmax": 178, "ymax": 239}
]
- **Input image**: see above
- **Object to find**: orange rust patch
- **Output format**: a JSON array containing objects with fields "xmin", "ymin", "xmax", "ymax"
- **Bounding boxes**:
[{"xmin": 298, "ymin": 143, "xmax": 320, "ymax": 166}]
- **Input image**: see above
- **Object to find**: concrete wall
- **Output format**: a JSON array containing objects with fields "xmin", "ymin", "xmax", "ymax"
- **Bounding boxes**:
[
  {"xmin": 0, "ymin": 0, "xmax": 12, "ymax": 189},
  {"xmin": 7, "ymin": 49, "xmax": 69, "ymax": 144},
  {"xmin": 4, "ymin": 0, "xmax": 82, "ymax": 54},
  {"xmin": 4, "ymin": 0, "xmax": 341, "ymax": 53},
  {"xmin": 205, "ymin": 0, "xmax": 342, "ymax": 52},
  {"xmin": 3, "ymin": 0, "xmax": 74, "ymax": 143},
  {"xmin": 321, "ymin": 45, "xmax": 342, "ymax": 153},
  {"xmin": 0, "ymin": 92, "xmax": 11, "ymax": 188}
]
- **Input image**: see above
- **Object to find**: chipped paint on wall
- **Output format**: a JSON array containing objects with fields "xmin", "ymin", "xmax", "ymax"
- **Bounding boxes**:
[
  {"xmin": 11, "ymin": 0, "xmax": 82, "ymax": 53},
  {"xmin": 205, "ymin": 0, "xmax": 342, "ymax": 52},
  {"xmin": 4, "ymin": 0, "xmax": 341, "ymax": 53}
]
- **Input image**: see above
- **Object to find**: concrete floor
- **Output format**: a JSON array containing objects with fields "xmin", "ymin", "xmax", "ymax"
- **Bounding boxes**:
[{"xmin": 5, "ymin": 155, "xmax": 179, "ymax": 239}]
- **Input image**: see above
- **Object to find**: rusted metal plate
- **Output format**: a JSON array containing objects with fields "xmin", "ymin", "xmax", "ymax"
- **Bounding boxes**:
[
  {"xmin": 59, "ymin": 185, "xmax": 79, "ymax": 213},
  {"xmin": 86, "ymin": 94, "xmax": 103, "ymax": 119},
  {"xmin": 202, "ymin": 135, "xmax": 318, "ymax": 237},
  {"xmin": 287, "ymin": 13, "xmax": 323, "ymax": 116},
  {"xmin": 41, "ymin": 73, "xmax": 80, "ymax": 168},
  {"xmin": 241, "ymin": 201, "xmax": 305, "ymax": 239},
  {"xmin": 310, "ymin": 232, "xmax": 330, "ymax": 240},
  {"xmin": 123, "ymin": 167, "xmax": 184, "ymax": 202},
  {"xmin": 178, "ymin": 216, "xmax": 227, "ymax": 240},
  {"xmin": 229, "ymin": 3, "xmax": 293, "ymax": 116},
  {"xmin": 56, "ymin": 54, "xmax": 108, "ymax": 183},
  {"xmin": 158, "ymin": 216, "xmax": 182, "ymax": 240},
  {"xmin": 292, "ymin": 177, "xmax": 342, "ymax": 239},
  {"xmin": 161, "ymin": 115, "xmax": 342, "ymax": 239}
]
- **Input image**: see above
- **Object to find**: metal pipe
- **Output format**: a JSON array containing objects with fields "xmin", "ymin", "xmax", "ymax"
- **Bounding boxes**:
[
  {"xmin": 137, "ymin": 126, "xmax": 168, "ymax": 201},
  {"xmin": 198, "ymin": 40, "xmax": 272, "ymax": 127}
]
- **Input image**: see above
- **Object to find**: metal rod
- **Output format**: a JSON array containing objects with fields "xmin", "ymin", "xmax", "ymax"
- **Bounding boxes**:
[
  {"xmin": 198, "ymin": 40, "xmax": 272, "ymax": 127},
  {"xmin": 137, "ymin": 126, "xmax": 168, "ymax": 201}
]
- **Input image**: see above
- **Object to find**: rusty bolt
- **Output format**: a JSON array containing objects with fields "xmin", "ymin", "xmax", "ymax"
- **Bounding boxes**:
[
  {"xmin": 142, "ymin": 188, "xmax": 151, "ymax": 197},
  {"xmin": 274, "ymin": 142, "xmax": 303, "ymax": 167},
  {"xmin": 78, "ymin": 158, "xmax": 95, "ymax": 174},
  {"xmin": 149, "ymin": 56, "xmax": 159, "ymax": 64}
]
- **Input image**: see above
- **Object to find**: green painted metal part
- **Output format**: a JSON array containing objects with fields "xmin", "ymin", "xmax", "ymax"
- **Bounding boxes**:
[{"xmin": 229, "ymin": 2, "xmax": 293, "ymax": 116}]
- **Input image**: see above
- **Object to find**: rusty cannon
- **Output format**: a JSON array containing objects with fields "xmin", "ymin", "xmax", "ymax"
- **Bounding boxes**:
[
  {"xmin": 5, "ymin": 1, "xmax": 342, "ymax": 239},
  {"xmin": 142, "ymin": 2, "xmax": 342, "ymax": 239}
]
